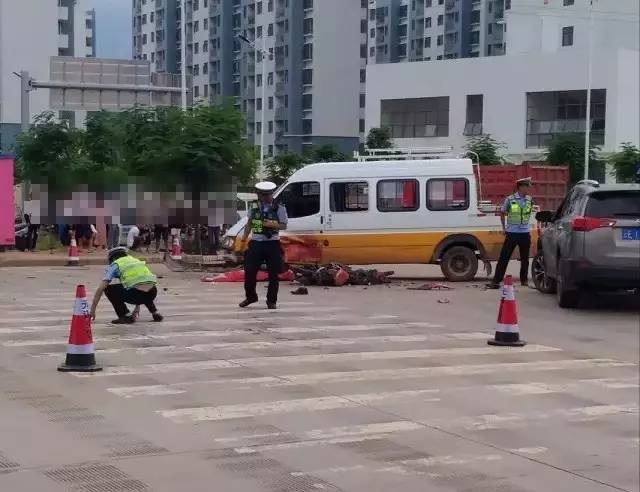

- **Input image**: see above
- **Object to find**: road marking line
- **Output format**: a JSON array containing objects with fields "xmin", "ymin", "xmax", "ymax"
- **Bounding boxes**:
[
  {"xmin": 74, "ymin": 359, "xmax": 236, "ymax": 377},
  {"xmin": 509, "ymin": 447, "xmax": 548, "ymax": 455},
  {"xmin": 30, "ymin": 332, "xmax": 489, "ymax": 358},
  {"xmin": 489, "ymin": 379, "xmax": 639, "ymax": 395},
  {"xmin": 226, "ymin": 345, "xmax": 561, "ymax": 367},
  {"xmin": 158, "ymin": 389, "xmax": 441, "ymax": 423},
  {"xmin": 268, "ymin": 322, "xmax": 444, "ymax": 334},
  {"xmin": 272, "ymin": 359, "xmax": 634, "ymax": 385},
  {"xmin": 447, "ymin": 404, "xmax": 639, "ymax": 431}
]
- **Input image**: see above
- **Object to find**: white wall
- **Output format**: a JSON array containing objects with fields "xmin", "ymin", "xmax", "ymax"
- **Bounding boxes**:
[
  {"xmin": 507, "ymin": 0, "xmax": 639, "ymax": 56},
  {"xmin": 365, "ymin": 47, "xmax": 639, "ymax": 158},
  {"xmin": 312, "ymin": 0, "xmax": 361, "ymax": 138},
  {"xmin": 0, "ymin": 0, "xmax": 58, "ymax": 125}
]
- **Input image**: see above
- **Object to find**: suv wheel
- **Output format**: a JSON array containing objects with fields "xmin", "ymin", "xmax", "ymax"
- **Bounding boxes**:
[
  {"xmin": 556, "ymin": 258, "xmax": 580, "ymax": 308},
  {"xmin": 440, "ymin": 246, "xmax": 479, "ymax": 282},
  {"xmin": 532, "ymin": 252, "xmax": 556, "ymax": 294}
]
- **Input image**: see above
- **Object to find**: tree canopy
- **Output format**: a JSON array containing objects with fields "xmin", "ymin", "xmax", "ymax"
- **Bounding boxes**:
[
  {"xmin": 366, "ymin": 127, "xmax": 393, "ymax": 149},
  {"xmin": 545, "ymin": 133, "xmax": 604, "ymax": 184},
  {"xmin": 464, "ymin": 134, "xmax": 506, "ymax": 165},
  {"xmin": 16, "ymin": 105, "xmax": 256, "ymax": 196},
  {"xmin": 608, "ymin": 143, "xmax": 640, "ymax": 183}
]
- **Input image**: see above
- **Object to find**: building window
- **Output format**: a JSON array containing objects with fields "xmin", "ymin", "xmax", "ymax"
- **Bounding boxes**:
[
  {"xmin": 142, "ymin": 33, "xmax": 147, "ymax": 44},
  {"xmin": 378, "ymin": 180, "xmax": 419, "ymax": 212},
  {"xmin": 256, "ymin": 122, "xmax": 262, "ymax": 134},
  {"xmin": 204, "ymin": 84, "xmax": 208, "ymax": 97},
  {"xmin": 279, "ymin": 181, "xmax": 320, "ymax": 218},
  {"xmin": 437, "ymin": 14, "xmax": 443, "ymax": 26},
  {"xmin": 267, "ymin": 72, "xmax": 273, "ymax": 85},
  {"xmin": 304, "ymin": 18, "xmax": 313, "ymax": 34},
  {"xmin": 142, "ymin": 14, "xmax": 147, "ymax": 24},
  {"xmin": 370, "ymin": 46, "xmax": 375, "ymax": 57},
  {"xmin": 427, "ymin": 179, "xmax": 469, "ymax": 211},
  {"xmin": 303, "ymin": 43, "xmax": 313, "ymax": 60},
  {"xmin": 563, "ymin": 0, "xmax": 574, "ymax": 5},
  {"xmin": 268, "ymin": 0, "xmax": 273, "ymax": 12},
  {"xmin": 257, "ymin": 1, "xmax": 262, "ymax": 14},
  {"xmin": 360, "ymin": 69, "xmax": 366, "ymax": 83},
  {"xmin": 398, "ymin": 5, "xmax": 408, "ymax": 18},
  {"xmin": 425, "ymin": 36, "xmax": 431, "ymax": 48},
  {"xmin": 193, "ymin": 64, "xmax": 199, "ymax": 76},
  {"xmin": 359, "ymin": 94, "xmax": 365, "ymax": 108},
  {"xmin": 562, "ymin": 26, "xmax": 574, "ymax": 46},
  {"xmin": 194, "ymin": 42, "xmax": 199, "ymax": 54},
  {"xmin": 425, "ymin": 17, "xmax": 432, "ymax": 28},
  {"xmin": 203, "ymin": 40, "xmax": 208, "ymax": 52},
  {"xmin": 398, "ymin": 24, "xmax": 407, "ymax": 37},
  {"xmin": 464, "ymin": 94, "xmax": 483, "ymax": 136},
  {"xmin": 268, "ymin": 23, "xmax": 274, "ymax": 36},
  {"xmin": 256, "ymin": 98, "xmax": 262, "ymax": 110},
  {"xmin": 361, "ymin": 44, "xmax": 368, "ymax": 58},
  {"xmin": 302, "ymin": 69, "xmax": 313, "ymax": 85},
  {"xmin": 268, "ymin": 121, "xmax": 273, "ymax": 133},
  {"xmin": 437, "ymin": 34, "xmax": 443, "ymax": 46},
  {"xmin": 330, "ymin": 182, "xmax": 369, "ymax": 212},
  {"xmin": 194, "ymin": 85, "xmax": 200, "ymax": 98},
  {"xmin": 304, "ymin": 0, "xmax": 314, "ymax": 8},
  {"xmin": 257, "ymin": 74, "xmax": 262, "ymax": 86},
  {"xmin": 204, "ymin": 18, "xmax": 208, "ymax": 30},
  {"xmin": 203, "ymin": 62, "xmax": 208, "ymax": 74},
  {"xmin": 302, "ymin": 119, "xmax": 312, "ymax": 134},
  {"xmin": 193, "ymin": 0, "xmax": 199, "ymax": 10},
  {"xmin": 426, "ymin": 0, "xmax": 432, "ymax": 6},
  {"xmin": 359, "ymin": 119, "xmax": 365, "ymax": 132},
  {"xmin": 381, "ymin": 97, "xmax": 449, "ymax": 138},
  {"xmin": 150, "ymin": 11, "xmax": 154, "ymax": 22},
  {"xmin": 527, "ymin": 89, "xmax": 607, "ymax": 148},
  {"xmin": 302, "ymin": 94, "xmax": 312, "ymax": 110}
]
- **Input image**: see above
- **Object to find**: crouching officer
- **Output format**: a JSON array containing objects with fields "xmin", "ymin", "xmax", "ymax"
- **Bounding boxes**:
[
  {"xmin": 487, "ymin": 177, "xmax": 534, "ymax": 289},
  {"xmin": 90, "ymin": 247, "xmax": 164, "ymax": 324},
  {"xmin": 239, "ymin": 181, "xmax": 288, "ymax": 309}
]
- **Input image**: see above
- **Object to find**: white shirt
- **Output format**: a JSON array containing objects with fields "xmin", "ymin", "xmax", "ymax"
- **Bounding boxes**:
[{"xmin": 126, "ymin": 226, "xmax": 140, "ymax": 248}]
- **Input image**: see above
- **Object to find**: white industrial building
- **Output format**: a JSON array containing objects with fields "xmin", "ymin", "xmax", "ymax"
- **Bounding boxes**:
[
  {"xmin": 0, "ymin": 0, "xmax": 95, "ymax": 151},
  {"xmin": 365, "ymin": 0, "xmax": 639, "ymax": 164}
]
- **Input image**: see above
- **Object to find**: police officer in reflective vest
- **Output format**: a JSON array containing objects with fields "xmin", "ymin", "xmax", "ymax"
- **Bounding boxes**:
[
  {"xmin": 487, "ymin": 177, "xmax": 534, "ymax": 289},
  {"xmin": 239, "ymin": 181, "xmax": 288, "ymax": 309},
  {"xmin": 89, "ymin": 247, "xmax": 164, "ymax": 324}
]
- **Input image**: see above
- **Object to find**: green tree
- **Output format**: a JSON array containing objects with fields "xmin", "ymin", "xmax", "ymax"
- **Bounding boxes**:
[
  {"xmin": 464, "ymin": 134, "xmax": 506, "ymax": 165},
  {"xmin": 366, "ymin": 127, "xmax": 393, "ymax": 149},
  {"xmin": 608, "ymin": 142, "xmax": 640, "ymax": 183},
  {"xmin": 545, "ymin": 133, "xmax": 604, "ymax": 184},
  {"xmin": 265, "ymin": 152, "xmax": 306, "ymax": 185},
  {"xmin": 307, "ymin": 144, "xmax": 351, "ymax": 163}
]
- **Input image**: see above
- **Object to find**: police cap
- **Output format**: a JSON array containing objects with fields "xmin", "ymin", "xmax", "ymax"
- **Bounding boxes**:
[
  {"xmin": 516, "ymin": 177, "xmax": 532, "ymax": 187},
  {"xmin": 107, "ymin": 247, "xmax": 128, "ymax": 264},
  {"xmin": 255, "ymin": 181, "xmax": 277, "ymax": 194}
]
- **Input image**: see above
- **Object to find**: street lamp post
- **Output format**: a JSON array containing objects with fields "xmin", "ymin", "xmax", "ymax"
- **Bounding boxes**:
[
  {"xmin": 180, "ymin": 0, "xmax": 187, "ymax": 110},
  {"xmin": 238, "ymin": 34, "xmax": 270, "ymax": 172},
  {"xmin": 583, "ymin": 0, "xmax": 595, "ymax": 180}
]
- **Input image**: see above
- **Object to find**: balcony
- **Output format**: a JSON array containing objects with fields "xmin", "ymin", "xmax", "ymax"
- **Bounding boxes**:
[
  {"xmin": 275, "ymin": 82, "xmax": 286, "ymax": 95},
  {"xmin": 276, "ymin": 7, "xmax": 286, "ymax": 19},
  {"xmin": 58, "ymin": 33, "xmax": 69, "ymax": 49},
  {"xmin": 275, "ymin": 55, "xmax": 286, "ymax": 70},
  {"xmin": 209, "ymin": 48, "xmax": 219, "ymax": 60},
  {"xmin": 445, "ymin": 20, "xmax": 457, "ymax": 32},
  {"xmin": 275, "ymin": 107, "xmax": 287, "ymax": 120},
  {"xmin": 244, "ymin": 86, "xmax": 256, "ymax": 99},
  {"xmin": 445, "ymin": 0, "xmax": 456, "ymax": 10},
  {"xmin": 248, "ymin": 15, "xmax": 255, "ymax": 25},
  {"xmin": 156, "ymin": 0, "xmax": 164, "ymax": 8},
  {"xmin": 209, "ymin": 70, "xmax": 218, "ymax": 83},
  {"xmin": 58, "ymin": 6, "xmax": 69, "ymax": 21}
]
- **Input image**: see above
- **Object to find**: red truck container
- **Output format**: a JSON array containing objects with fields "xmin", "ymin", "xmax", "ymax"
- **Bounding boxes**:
[
  {"xmin": 0, "ymin": 155, "xmax": 15, "ymax": 246},
  {"xmin": 474, "ymin": 163, "xmax": 569, "ymax": 212}
]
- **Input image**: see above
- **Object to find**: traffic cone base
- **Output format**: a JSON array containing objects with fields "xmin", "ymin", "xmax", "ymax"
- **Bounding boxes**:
[
  {"xmin": 67, "ymin": 237, "xmax": 80, "ymax": 266},
  {"xmin": 58, "ymin": 285, "xmax": 102, "ymax": 372},
  {"xmin": 488, "ymin": 275, "xmax": 527, "ymax": 347}
]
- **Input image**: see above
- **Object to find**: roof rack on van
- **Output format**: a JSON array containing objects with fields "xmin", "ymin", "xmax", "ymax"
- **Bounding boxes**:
[
  {"xmin": 576, "ymin": 179, "xmax": 600, "ymax": 187},
  {"xmin": 354, "ymin": 147, "xmax": 455, "ymax": 162}
]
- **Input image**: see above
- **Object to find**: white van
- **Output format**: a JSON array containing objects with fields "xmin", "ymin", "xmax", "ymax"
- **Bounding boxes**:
[{"xmin": 224, "ymin": 158, "xmax": 533, "ymax": 281}]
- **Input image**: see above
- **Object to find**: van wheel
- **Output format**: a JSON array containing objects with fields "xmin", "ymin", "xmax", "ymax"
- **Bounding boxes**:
[{"xmin": 440, "ymin": 246, "xmax": 478, "ymax": 282}]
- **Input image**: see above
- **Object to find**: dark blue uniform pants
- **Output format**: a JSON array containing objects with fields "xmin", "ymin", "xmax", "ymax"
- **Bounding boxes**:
[{"xmin": 244, "ymin": 240, "xmax": 283, "ymax": 304}]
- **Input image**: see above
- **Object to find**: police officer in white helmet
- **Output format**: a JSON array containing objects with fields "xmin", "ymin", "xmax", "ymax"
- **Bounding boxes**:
[{"xmin": 239, "ymin": 181, "xmax": 288, "ymax": 309}]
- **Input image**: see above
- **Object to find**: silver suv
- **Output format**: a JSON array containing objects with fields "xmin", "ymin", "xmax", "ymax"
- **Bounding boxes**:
[{"xmin": 532, "ymin": 180, "xmax": 640, "ymax": 308}]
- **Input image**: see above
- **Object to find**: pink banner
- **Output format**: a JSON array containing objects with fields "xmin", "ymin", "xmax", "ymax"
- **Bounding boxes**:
[{"xmin": 0, "ymin": 156, "xmax": 15, "ymax": 246}]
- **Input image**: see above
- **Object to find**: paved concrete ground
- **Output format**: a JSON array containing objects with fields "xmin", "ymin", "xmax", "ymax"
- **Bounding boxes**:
[{"xmin": 0, "ymin": 264, "xmax": 637, "ymax": 492}]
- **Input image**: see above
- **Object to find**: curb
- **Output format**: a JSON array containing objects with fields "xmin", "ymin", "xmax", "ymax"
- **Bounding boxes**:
[{"xmin": 0, "ymin": 256, "xmax": 165, "ymax": 268}]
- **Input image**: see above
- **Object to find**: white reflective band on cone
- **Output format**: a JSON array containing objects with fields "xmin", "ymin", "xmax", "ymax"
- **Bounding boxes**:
[
  {"xmin": 502, "ymin": 287, "xmax": 516, "ymax": 301},
  {"xmin": 496, "ymin": 323, "xmax": 520, "ymax": 333},
  {"xmin": 66, "ymin": 343, "xmax": 95, "ymax": 354},
  {"xmin": 68, "ymin": 257, "xmax": 79, "ymax": 262},
  {"xmin": 73, "ymin": 298, "xmax": 89, "ymax": 316}
]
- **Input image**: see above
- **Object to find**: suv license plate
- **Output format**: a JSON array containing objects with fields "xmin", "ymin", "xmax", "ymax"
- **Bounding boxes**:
[{"xmin": 621, "ymin": 228, "xmax": 640, "ymax": 240}]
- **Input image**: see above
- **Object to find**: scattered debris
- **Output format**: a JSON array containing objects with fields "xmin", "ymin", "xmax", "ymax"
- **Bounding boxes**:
[
  {"xmin": 407, "ymin": 283, "xmax": 453, "ymax": 291},
  {"xmin": 205, "ymin": 269, "xmax": 295, "ymax": 283},
  {"xmin": 291, "ymin": 287, "xmax": 309, "ymax": 296},
  {"xmin": 437, "ymin": 298, "xmax": 451, "ymax": 304},
  {"xmin": 291, "ymin": 264, "xmax": 394, "ymax": 287}
]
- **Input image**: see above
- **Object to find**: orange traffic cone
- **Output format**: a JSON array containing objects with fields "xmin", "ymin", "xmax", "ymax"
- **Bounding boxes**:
[
  {"xmin": 488, "ymin": 275, "xmax": 526, "ymax": 347},
  {"xmin": 67, "ymin": 232, "xmax": 80, "ymax": 266},
  {"xmin": 58, "ymin": 285, "xmax": 102, "ymax": 372},
  {"xmin": 170, "ymin": 234, "xmax": 182, "ymax": 261}
]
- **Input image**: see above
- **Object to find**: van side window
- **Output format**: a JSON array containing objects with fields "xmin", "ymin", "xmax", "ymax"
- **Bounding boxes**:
[
  {"xmin": 427, "ymin": 179, "xmax": 469, "ymax": 211},
  {"xmin": 279, "ymin": 181, "xmax": 320, "ymax": 218},
  {"xmin": 330, "ymin": 182, "xmax": 369, "ymax": 212},
  {"xmin": 377, "ymin": 179, "xmax": 419, "ymax": 212}
]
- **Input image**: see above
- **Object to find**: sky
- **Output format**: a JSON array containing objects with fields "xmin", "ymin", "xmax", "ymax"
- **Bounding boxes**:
[{"xmin": 92, "ymin": 0, "xmax": 132, "ymax": 59}]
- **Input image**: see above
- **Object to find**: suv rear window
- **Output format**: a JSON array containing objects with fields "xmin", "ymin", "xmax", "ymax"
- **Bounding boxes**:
[{"xmin": 585, "ymin": 191, "xmax": 640, "ymax": 218}]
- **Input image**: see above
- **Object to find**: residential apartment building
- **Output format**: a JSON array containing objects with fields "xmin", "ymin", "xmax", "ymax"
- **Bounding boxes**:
[
  {"xmin": 133, "ymin": 0, "xmax": 368, "ymax": 156},
  {"xmin": 365, "ymin": 0, "xmax": 639, "ymax": 168},
  {"xmin": 0, "ymin": 0, "xmax": 93, "ymax": 151},
  {"xmin": 85, "ymin": 9, "xmax": 97, "ymax": 57},
  {"xmin": 367, "ymin": 0, "xmax": 506, "ymax": 64}
]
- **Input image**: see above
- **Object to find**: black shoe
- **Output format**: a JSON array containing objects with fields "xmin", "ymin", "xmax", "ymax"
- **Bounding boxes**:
[
  {"xmin": 111, "ymin": 315, "xmax": 135, "ymax": 324},
  {"xmin": 266, "ymin": 302, "xmax": 277, "ymax": 310},
  {"xmin": 239, "ymin": 298, "xmax": 258, "ymax": 308},
  {"xmin": 485, "ymin": 282, "xmax": 501, "ymax": 290},
  {"xmin": 152, "ymin": 312, "xmax": 164, "ymax": 322}
]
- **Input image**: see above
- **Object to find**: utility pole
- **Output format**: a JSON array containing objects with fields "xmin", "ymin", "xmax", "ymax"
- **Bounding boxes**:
[
  {"xmin": 181, "ymin": 0, "xmax": 188, "ymax": 111},
  {"xmin": 583, "ymin": 0, "xmax": 595, "ymax": 180}
]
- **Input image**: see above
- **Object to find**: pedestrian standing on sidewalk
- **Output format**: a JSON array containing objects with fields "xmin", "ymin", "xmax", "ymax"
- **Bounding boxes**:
[
  {"xmin": 486, "ymin": 177, "xmax": 534, "ymax": 289},
  {"xmin": 238, "ymin": 182, "xmax": 288, "ymax": 309},
  {"xmin": 89, "ymin": 247, "xmax": 164, "ymax": 324}
]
